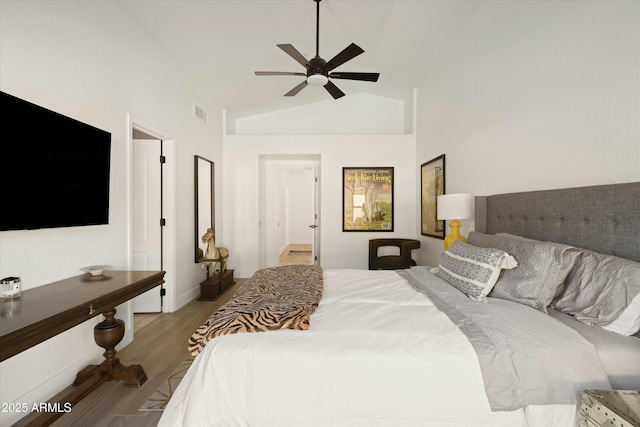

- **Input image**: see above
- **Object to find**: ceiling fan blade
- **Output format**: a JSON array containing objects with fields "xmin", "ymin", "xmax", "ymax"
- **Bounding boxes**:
[
  {"xmin": 329, "ymin": 72, "xmax": 380, "ymax": 82},
  {"xmin": 284, "ymin": 81, "xmax": 308, "ymax": 97},
  {"xmin": 277, "ymin": 44, "xmax": 310, "ymax": 68},
  {"xmin": 324, "ymin": 81, "xmax": 345, "ymax": 99},
  {"xmin": 324, "ymin": 43, "xmax": 365, "ymax": 72},
  {"xmin": 255, "ymin": 71, "xmax": 306, "ymax": 76}
]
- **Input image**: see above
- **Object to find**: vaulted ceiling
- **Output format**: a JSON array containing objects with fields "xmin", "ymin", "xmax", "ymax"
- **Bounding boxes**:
[{"xmin": 114, "ymin": 0, "xmax": 485, "ymax": 123}]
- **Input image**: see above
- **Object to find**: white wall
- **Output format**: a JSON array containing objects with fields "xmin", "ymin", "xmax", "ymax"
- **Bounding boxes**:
[
  {"xmin": 226, "ymin": 89, "xmax": 414, "ymax": 277},
  {"xmin": 414, "ymin": 0, "xmax": 640, "ymax": 267},
  {"xmin": 224, "ymin": 134, "xmax": 415, "ymax": 277},
  {"xmin": 0, "ymin": 2, "xmax": 223, "ymax": 424},
  {"xmin": 235, "ymin": 93, "xmax": 406, "ymax": 135}
]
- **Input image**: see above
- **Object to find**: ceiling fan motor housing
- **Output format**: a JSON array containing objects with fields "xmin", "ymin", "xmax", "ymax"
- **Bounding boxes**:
[
  {"xmin": 307, "ymin": 56, "xmax": 329, "ymax": 85},
  {"xmin": 308, "ymin": 56, "xmax": 327, "ymax": 74}
]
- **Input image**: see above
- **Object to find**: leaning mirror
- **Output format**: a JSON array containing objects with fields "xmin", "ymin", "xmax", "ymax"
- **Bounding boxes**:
[{"xmin": 195, "ymin": 156, "xmax": 214, "ymax": 263}]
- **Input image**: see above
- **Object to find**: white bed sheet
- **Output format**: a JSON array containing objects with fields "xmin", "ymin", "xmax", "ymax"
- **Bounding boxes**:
[{"xmin": 159, "ymin": 269, "xmax": 576, "ymax": 427}]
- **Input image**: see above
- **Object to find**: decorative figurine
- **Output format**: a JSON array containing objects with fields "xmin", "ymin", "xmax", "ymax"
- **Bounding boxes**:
[{"xmin": 201, "ymin": 228, "xmax": 229, "ymax": 275}]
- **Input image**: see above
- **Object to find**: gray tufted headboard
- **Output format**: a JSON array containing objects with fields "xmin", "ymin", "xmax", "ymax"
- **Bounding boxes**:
[{"xmin": 475, "ymin": 182, "xmax": 640, "ymax": 262}]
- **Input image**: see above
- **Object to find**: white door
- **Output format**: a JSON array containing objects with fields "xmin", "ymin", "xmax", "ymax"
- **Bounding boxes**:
[
  {"xmin": 132, "ymin": 138, "xmax": 163, "ymax": 312},
  {"xmin": 311, "ymin": 160, "xmax": 320, "ymax": 264}
]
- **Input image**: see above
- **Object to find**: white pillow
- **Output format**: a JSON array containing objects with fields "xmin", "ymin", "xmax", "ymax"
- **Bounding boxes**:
[
  {"xmin": 435, "ymin": 241, "xmax": 517, "ymax": 302},
  {"xmin": 603, "ymin": 294, "xmax": 640, "ymax": 336}
]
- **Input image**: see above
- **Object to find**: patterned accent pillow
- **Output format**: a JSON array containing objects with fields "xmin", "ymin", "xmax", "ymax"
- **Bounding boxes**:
[
  {"xmin": 435, "ymin": 241, "xmax": 517, "ymax": 302},
  {"xmin": 467, "ymin": 232, "xmax": 576, "ymax": 313},
  {"xmin": 496, "ymin": 233, "xmax": 583, "ymax": 303}
]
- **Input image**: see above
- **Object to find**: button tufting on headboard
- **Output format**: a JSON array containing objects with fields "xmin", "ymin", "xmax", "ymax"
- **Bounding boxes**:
[{"xmin": 474, "ymin": 182, "xmax": 640, "ymax": 262}]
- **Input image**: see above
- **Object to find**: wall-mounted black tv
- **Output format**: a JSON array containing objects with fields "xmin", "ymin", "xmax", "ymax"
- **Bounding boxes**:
[{"xmin": 0, "ymin": 91, "xmax": 112, "ymax": 231}]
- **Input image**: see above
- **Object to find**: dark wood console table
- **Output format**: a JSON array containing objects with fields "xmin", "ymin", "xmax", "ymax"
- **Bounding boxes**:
[{"xmin": 0, "ymin": 270, "xmax": 165, "ymax": 427}]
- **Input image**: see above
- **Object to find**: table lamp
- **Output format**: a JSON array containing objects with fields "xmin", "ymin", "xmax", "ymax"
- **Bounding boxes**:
[{"xmin": 437, "ymin": 193, "xmax": 473, "ymax": 250}]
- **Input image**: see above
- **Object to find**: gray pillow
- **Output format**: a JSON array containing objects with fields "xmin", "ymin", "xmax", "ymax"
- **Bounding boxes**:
[
  {"xmin": 496, "ymin": 233, "xmax": 583, "ymax": 301},
  {"xmin": 435, "ymin": 241, "xmax": 517, "ymax": 302},
  {"xmin": 552, "ymin": 250, "xmax": 640, "ymax": 336},
  {"xmin": 467, "ymin": 232, "xmax": 577, "ymax": 313}
]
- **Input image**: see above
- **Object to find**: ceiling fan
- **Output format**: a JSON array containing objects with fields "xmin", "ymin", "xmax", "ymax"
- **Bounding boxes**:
[{"xmin": 255, "ymin": 0, "xmax": 380, "ymax": 99}]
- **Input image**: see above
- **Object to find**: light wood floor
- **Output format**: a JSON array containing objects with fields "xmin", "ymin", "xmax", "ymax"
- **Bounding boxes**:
[
  {"xmin": 279, "ymin": 244, "xmax": 313, "ymax": 265},
  {"xmin": 48, "ymin": 279, "xmax": 245, "ymax": 427}
]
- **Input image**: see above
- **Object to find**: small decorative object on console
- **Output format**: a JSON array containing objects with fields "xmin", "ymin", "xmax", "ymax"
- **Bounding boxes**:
[
  {"xmin": 0, "ymin": 276, "xmax": 21, "ymax": 299},
  {"xmin": 580, "ymin": 389, "xmax": 640, "ymax": 427},
  {"xmin": 80, "ymin": 265, "xmax": 113, "ymax": 276}
]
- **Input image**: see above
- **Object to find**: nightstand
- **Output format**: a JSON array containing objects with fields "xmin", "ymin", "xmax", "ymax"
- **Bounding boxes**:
[{"xmin": 580, "ymin": 390, "xmax": 640, "ymax": 427}]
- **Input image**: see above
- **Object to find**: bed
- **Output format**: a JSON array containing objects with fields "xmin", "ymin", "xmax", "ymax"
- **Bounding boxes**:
[{"xmin": 159, "ymin": 182, "xmax": 640, "ymax": 427}]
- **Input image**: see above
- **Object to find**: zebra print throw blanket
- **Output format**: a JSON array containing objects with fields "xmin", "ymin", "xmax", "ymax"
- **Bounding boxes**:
[{"xmin": 188, "ymin": 264, "xmax": 324, "ymax": 356}]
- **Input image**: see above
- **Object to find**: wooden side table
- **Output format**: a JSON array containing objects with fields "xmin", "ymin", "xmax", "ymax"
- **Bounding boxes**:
[{"xmin": 580, "ymin": 390, "xmax": 640, "ymax": 427}]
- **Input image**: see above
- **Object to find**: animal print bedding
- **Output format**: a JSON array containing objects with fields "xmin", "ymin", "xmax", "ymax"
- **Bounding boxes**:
[{"xmin": 188, "ymin": 264, "xmax": 323, "ymax": 356}]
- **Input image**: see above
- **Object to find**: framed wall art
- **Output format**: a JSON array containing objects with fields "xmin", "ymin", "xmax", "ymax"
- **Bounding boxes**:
[
  {"xmin": 421, "ymin": 155, "xmax": 445, "ymax": 238},
  {"xmin": 343, "ymin": 167, "xmax": 394, "ymax": 232}
]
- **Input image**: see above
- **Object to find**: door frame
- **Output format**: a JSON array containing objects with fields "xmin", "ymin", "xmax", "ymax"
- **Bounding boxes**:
[
  {"xmin": 258, "ymin": 154, "xmax": 320, "ymax": 268},
  {"xmin": 126, "ymin": 114, "xmax": 176, "ymax": 314}
]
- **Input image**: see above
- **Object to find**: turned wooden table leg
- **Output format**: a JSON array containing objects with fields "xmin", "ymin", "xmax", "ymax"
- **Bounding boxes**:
[
  {"xmin": 94, "ymin": 307, "xmax": 124, "ymax": 370},
  {"xmin": 73, "ymin": 307, "xmax": 147, "ymax": 387}
]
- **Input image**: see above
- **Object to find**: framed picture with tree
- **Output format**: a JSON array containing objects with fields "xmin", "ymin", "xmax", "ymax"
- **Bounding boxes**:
[
  {"xmin": 343, "ymin": 167, "xmax": 394, "ymax": 232},
  {"xmin": 421, "ymin": 155, "xmax": 445, "ymax": 238}
]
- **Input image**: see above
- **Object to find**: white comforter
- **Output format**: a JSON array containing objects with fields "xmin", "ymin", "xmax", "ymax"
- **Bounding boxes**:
[{"xmin": 159, "ymin": 269, "xmax": 581, "ymax": 427}]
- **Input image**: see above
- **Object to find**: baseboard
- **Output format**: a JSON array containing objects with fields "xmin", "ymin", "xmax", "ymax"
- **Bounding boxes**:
[
  {"xmin": 176, "ymin": 285, "xmax": 201, "ymax": 311},
  {"xmin": 233, "ymin": 269, "xmax": 256, "ymax": 279}
]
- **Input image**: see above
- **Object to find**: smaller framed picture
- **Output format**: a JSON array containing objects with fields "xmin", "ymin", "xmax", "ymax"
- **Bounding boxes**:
[
  {"xmin": 421, "ymin": 155, "xmax": 445, "ymax": 239},
  {"xmin": 343, "ymin": 167, "xmax": 394, "ymax": 232}
]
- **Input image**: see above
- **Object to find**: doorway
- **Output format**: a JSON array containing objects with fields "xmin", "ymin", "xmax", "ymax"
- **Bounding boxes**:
[
  {"xmin": 129, "ymin": 121, "xmax": 176, "ymax": 315},
  {"xmin": 259, "ymin": 155, "xmax": 320, "ymax": 268}
]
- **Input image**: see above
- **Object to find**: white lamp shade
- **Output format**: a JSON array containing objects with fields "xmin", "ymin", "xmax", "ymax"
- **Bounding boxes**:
[{"xmin": 437, "ymin": 193, "xmax": 472, "ymax": 220}]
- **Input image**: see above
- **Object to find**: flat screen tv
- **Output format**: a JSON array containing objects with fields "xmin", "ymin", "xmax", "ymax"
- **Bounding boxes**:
[{"xmin": 0, "ymin": 91, "xmax": 112, "ymax": 231}]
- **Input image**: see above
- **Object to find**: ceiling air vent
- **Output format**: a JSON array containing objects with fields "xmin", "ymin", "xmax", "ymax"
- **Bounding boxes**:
[{"xmin": 194, "ymin": 104, "xmax": 207, "ymax": 122}]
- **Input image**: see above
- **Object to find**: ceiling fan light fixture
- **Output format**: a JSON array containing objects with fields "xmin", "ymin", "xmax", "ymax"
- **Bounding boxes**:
[{"xmin": 307, "ymin": 74, "xmax": 328, "ymax": 87}]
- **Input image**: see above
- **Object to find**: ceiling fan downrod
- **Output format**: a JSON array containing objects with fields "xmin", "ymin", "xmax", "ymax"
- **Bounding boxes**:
[
  {"xmin": 315, "ymin": 0, "xmax": 321, "ymax": 58},
  {"xmin": 308, "ymin": 0, "xmax": 327, "ymax": 82}
]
